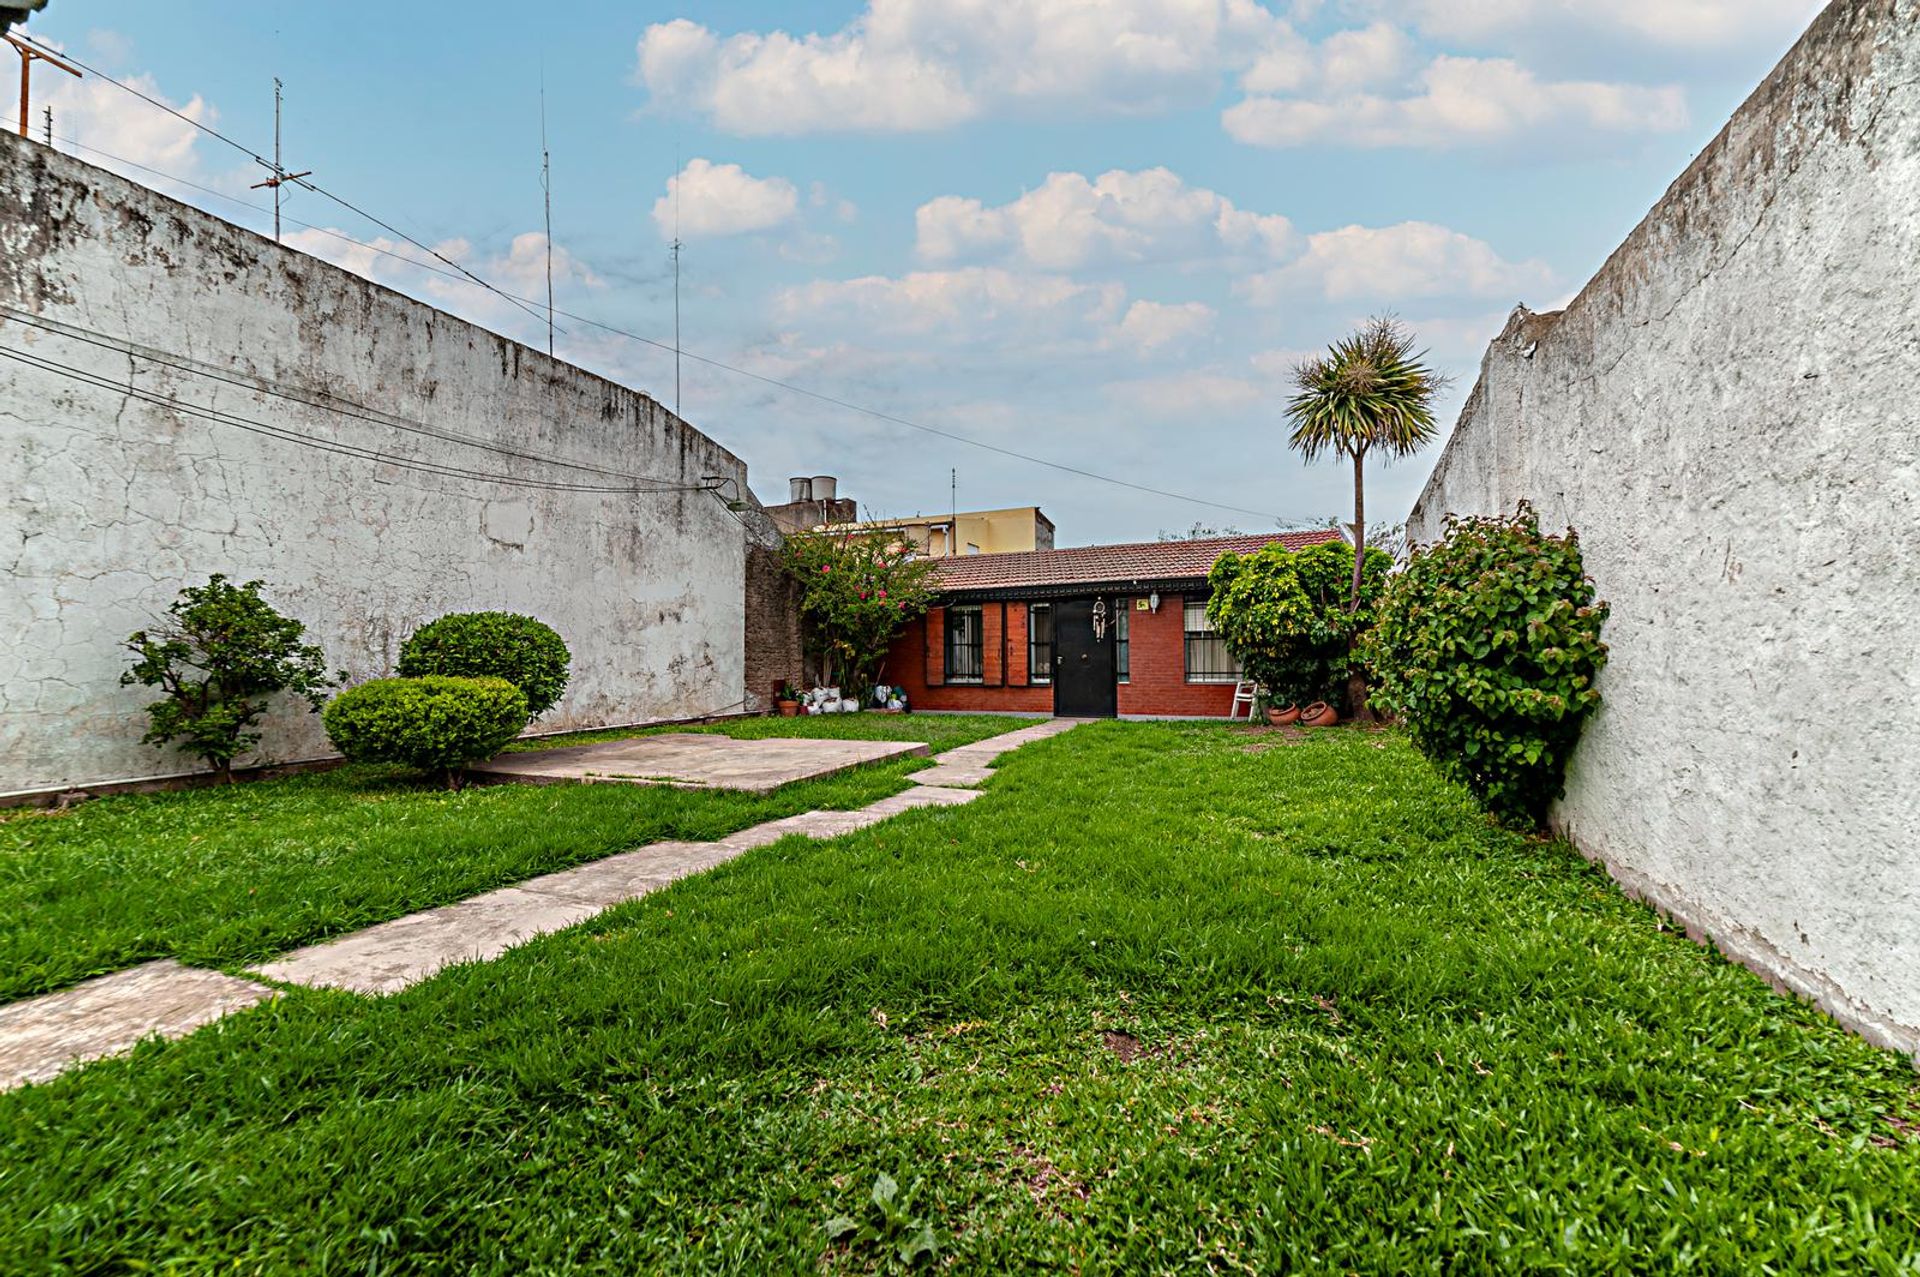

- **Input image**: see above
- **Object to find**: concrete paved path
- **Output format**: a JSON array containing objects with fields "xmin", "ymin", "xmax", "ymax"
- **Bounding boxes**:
[
  {"xmin": 0, "ymin": 718, "xmax": 1079, "ymax": 1088},
  {"xmin": 468, "ymin": 733, "xmax": 930, "ymax": 794},
  {"xmin": 0, "ymin": 961, "xmax": 277, "ymax": 1091}
]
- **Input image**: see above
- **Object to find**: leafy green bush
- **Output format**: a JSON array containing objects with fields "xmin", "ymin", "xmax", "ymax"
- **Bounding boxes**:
[
  {"xmin": 1206, "ymin": 540, "xmax": 1391, "ymax": 709},
  {"xmin": 781, "ymin": 530, "xmax": 938, "ymax": 700},
  {"xmin": 397, "ymin": 612, "xmax": 570, "ymax": 717},
  {"xmin": 122, "ymin": 575, "xmax": 336, "ymax": 780},
  {"xmin": 1367, "ymin": 504, "xmax": 1609, "ymax": 827},
  {"xmin": 322, "ymin": 676, "xmax": 529, "ymax": 787}
]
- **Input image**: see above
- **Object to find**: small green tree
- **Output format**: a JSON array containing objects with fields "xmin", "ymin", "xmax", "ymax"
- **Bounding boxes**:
[
  {"xmin": 1367, "ymin": 504, "xmax": 1610, "ymax": 827},
  {"xmin": 1207, "ymin": 540, "xmax": 1391, "ymax": 710},
  {"xmin": 781, "ymin": 530, "xmax": 938, "ymax": 700},
  {"xmin": 121, "ymin": 575, "xmax": 335, "ymax": 780}
]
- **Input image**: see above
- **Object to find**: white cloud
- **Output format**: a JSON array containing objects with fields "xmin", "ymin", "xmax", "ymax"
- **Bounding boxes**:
[
  {"xmin": 775, "ymin": 267, "xmax": 1126, "ymax": 344},
  {"xmin": 1112, "ymin": 369, "xmax": 1267, "ymax": 417},
  {"xmin": 634, "ymin": 0, "xmax": 1297, "ymax": 135},
  {"xmin": 1113, "ymin": 300, "xmax": 1216, "ymax": 352},
  {"xmin": 13, "ymin": 37, "xmax": 213, "ymax": 179},
  {"xmin": 1364, "ymin": 0, "xmax": 1824, "ymax": 50},
  {"xmin": 1237, "ymin": 221, "xmax": 1553, "ymax": 302},
  {"xmin": 652, "ymin": 158, "xmax": 799, "ymax": 239},
  {"xmin": 1224, "ymin": 54, "xmax": 1687, "ymax": 148},
  {"xmin": 917, "ymin": 167, "xmax": 1294, "ymax": 269}
]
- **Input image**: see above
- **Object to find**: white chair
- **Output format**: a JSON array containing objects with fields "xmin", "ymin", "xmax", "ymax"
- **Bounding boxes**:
[{"xmin": 1228, "ymin": 679, "xmax": 1261, "ymax": 721}]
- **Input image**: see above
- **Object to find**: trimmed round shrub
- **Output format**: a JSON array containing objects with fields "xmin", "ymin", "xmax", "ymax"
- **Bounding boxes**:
[
  {"xmin": 396, "ymin": 612, "xmax": 570, "ymax": 717},
  {"xmin": 323, "ymin": 676, "xmax": 529, "ymax": 785},
  {"xmin": 1367, "ymin": 503, "xmax": 1609, "ymax": 828}
]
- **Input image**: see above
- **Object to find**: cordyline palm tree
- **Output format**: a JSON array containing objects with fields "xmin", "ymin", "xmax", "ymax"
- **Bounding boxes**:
[{"xmin": 1287, "ymin": 316, "xmax": 1447, "ymax": 611}]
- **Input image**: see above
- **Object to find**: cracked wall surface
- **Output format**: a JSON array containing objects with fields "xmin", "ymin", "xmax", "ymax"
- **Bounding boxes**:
[
  {"xmin": 1, "ymin": 134, "xmax": 754, "ymax": 795},
  {"xmin": 1408, "ymin": 0, "xmax": 1920, "ymax": 1058}
]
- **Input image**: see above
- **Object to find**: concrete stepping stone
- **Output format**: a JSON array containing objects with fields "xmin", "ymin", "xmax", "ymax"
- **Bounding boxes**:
[
  {"xmin": 909, "ymin": 763, "xmax": 996, "ymax": 788},
  {"xmin": 0, "ymin": 960, "xmax": 275, "ymax": 1090},
  {"xmin": 252, "ymin": 886, "xmax": 607, "ymax": 996},
  {"xmin": 862, "ymin": 786, "xmax": 983, "ymax": 815}
]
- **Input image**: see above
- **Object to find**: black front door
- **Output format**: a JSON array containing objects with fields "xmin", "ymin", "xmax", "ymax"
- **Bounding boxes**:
[{"xmin": 1052, "ymin": 597, "xmax": 1117, "ymax": 718}]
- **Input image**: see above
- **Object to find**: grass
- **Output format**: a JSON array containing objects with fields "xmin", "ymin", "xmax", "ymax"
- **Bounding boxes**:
[
  {"xmin": 0, "ymin": 714, "xmax": 1021, "ymax": 1003},
  {"xmin": 1, "ymin": 722, "xmax": 1915, "ymax": 1270}
]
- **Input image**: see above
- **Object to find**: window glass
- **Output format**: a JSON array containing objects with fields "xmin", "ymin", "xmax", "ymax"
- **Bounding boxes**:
[
  {"xmin": 1028, "ymin": 603, "xmax": 1054, "ymax": 685},
  {"xmin": 1183, "ymin": 597, "xmax": 1240, "ymax": 684},
  {"xmin": 946, "ymin": 605, "xmax": 984, "ymax": 683},
  {"xmin": 1115, "ymin": 601, "xmax": 1130, "ymax": 683}
]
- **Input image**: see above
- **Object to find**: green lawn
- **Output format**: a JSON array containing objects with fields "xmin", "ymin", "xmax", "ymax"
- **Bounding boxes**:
[
  {"xmin": 2, "ymin": 723, "xmax": 1915, "ymax": 1271},
  {"xmin": 0, "ymin": 714, "xmax": 1020, "ymax": 1003}
]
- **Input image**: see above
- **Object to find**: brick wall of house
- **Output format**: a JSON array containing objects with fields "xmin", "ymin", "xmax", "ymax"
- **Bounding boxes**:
[
  {"xmin": 743, "ymin": 540, "xmax": 805, "ymax": 712},
  {"xmin": 885, "ymin": 606, "xmax": 1053, "ymax": 713},
  {"xmin": 886, "ymin": 594, "xmax": 1237, "ymax": 717},
  {"xmin": 1116, "ymin": 595, "xmax": 1237, "ymax": 717}
]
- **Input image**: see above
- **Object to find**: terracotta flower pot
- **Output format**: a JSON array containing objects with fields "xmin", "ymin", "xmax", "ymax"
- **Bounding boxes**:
[
  {"xmin": 1300, "ymin": 701, "xmax": 1339, "ymax": 727},
  {"xmin": 776, "ymin": 700, "xmax": 800, "ymax": 717},
  {"xmin": 1265, "ymin": 703, "xmax": 1302, "ymax": 726}
]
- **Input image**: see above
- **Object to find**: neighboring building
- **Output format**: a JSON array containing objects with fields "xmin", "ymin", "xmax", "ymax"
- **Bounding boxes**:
[
  {"xmin": 1407, "ymin": 0, "xmax": 1920, "ymax": 1058},
  {"xmin": 762, "ymin": 475, "xmax": 858, "ymax": 536},
  {"xmin": 883, "ymin": 531, "xmax": 1339, "ymax": 718},
  {"xmin": 839, "ymin": 506, "xmax": 1055, "ymax": 557}
]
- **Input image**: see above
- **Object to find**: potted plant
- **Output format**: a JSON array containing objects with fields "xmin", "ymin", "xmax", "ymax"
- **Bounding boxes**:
[
  {"xmin": 1300, "ymin": 701, "xmax": 1340, "ymax": 727},
  {"xmin": 1264, "ymin": 700, "xmax": 1301, "ymax": 726},
  {"xmin": 776, "ymin": 681, "xmax": 801, "ymax": 717}
]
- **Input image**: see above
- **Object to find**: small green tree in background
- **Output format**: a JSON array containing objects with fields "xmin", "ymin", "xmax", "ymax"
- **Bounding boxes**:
[
  {"xmin": 397, "ymin": 612, "xmax": 571, "ymax": 717},
  {"xmin": 1286, "ymin": 317, "xmax": 1447, "ymax": 610},
  {"xmin": 1207, "ymin": 540, "xmax": 1391, "ymax": 711},
  {"xmin": 121, "ymin": 575, "xmax": 335, "ymax": 781},
  {"xmin": 1367, "ymin": 504, "xmax": 1610, "ymax": 827},
  {"xmin": 781, "ymin": 530, "xmax": 938, "ymax": 700}
]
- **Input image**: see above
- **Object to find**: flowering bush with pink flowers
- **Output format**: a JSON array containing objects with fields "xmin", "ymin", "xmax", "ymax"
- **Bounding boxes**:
[{"xmin": 780, "ymin": 530, "xmax": 938, "ymax": 701}]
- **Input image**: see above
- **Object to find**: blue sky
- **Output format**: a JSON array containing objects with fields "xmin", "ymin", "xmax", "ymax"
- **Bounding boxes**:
[{"xmin": 15, "ymin": 0, "xmax": 1823, "ymax": 543}]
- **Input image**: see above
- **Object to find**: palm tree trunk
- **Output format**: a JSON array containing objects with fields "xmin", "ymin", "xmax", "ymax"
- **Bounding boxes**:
[
  {"xmin": 1347, "ymin": 448, "xmax": 1371, "ymax": 721},
  {"xmin": 1348, "ymin": 448, "xmax": 1366, "ymax": 611}
]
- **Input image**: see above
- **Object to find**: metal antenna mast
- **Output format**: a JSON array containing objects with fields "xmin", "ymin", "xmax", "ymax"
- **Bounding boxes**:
[
  {"xmin": 540, "ymin": 73, "xmax": 553, "ymax": 358},
  {"xmin": 248, "ymin": 78, "xmax": 310, "ymax": 243},
  {"xmin": 672, "ymin": 150, "xmax": 682, "ymax": 418}
]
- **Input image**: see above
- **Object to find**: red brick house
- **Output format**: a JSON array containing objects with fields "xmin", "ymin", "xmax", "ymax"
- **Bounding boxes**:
[{"xmin": 882, "ymin": 531, "xmax": 1342, "ymax": 718}]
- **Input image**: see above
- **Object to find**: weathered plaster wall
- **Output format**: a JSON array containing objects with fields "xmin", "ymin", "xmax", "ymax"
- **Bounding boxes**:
[
  {"xmin": 1408, "ymin": 0, "xmax": 1920, "ymax": 1057},
  {"xmin": 1, "ymin": 134, "xmax": 756, "ymax": 794}
]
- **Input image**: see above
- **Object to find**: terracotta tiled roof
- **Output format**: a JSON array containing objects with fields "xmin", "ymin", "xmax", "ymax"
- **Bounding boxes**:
[{"xmin": 929, "ymin": 530, "xmax": 1342, "ymax": 595}]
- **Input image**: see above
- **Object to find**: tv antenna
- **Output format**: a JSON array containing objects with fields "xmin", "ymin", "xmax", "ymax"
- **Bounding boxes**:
[
  {"xmin": 540, "ymin": 71, "xmax": 554, "ymax": 358},
  {"xmin": 6, "ymin": 31, "xmax": 79, "ymax": 139},
  {"xmin": 671, "ymin": 147, "xmax": 682, "ymax": 418},
  {"xmin": 248, "ymin": 78, "xmax": 311, "ymax": 242}
]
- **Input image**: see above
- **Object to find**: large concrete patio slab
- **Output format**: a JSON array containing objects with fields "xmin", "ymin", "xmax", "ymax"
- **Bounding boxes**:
[{"xmin": 468, "ymin": 733, "xmax": 930, "ymax": 794}]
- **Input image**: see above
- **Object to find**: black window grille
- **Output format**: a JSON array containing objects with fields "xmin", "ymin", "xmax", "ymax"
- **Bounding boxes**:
[
  {"xmin": 1027, "ymin": 603, "xmax": 1054, "ymax": 685},
  {"xmin": 1183, "ymin": 598, "xmax": 1240, "ymax": 684},
  {"xmin": 1115, "ymin": 601, "xmax": 1130, "ymax": 683},
  {"xmin": 946, "ymin": 605, "xmax": 985, "ymax": 683}
]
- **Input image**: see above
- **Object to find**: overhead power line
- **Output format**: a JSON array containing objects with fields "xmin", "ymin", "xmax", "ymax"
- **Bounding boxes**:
[
  {"xmin": 0, "ymin": 342, "xmax": 723, "ymax": 496},
  {"xmin": 9, "ymin": 38, "xmax": 1318, "ymax": 528},
  {"xmin": 0, "ymin": 305, "xmax": 698, "ymax": 488}
]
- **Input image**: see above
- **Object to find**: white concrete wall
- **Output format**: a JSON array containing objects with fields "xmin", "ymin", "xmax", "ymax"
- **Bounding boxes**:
[
  {"xmin": 1, "ymin": 134, "xmax": 754, "ymax": 795},
  {"xmin": 1408, "ymin": 0, "xmax": 1920, "ymax": 1058}
]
